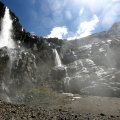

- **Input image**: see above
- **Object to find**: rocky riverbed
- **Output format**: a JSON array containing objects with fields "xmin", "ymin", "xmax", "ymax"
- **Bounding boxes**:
[{"xmin": 0, "ymin": 95, "xmax": 120, "ymax": 120}]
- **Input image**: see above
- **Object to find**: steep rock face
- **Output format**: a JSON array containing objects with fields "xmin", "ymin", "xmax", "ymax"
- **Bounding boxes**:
[
  {"xmin": 1, "ymin": 1, "xmax": 120, "ymax": 105},
  {"xmin": 0, "ymin": 2, "xmax": 65, "ymax": 104},
  {"xmin": 61, "ymin": 24, "xmax": 120, "ymax": 97},
  {"xmin": 108, "ymin": 22, "xmax": 120, "ymax": 38},
  {"xmin": 0, "ymin": 47, "xmax": 9, "ymax": 83}
]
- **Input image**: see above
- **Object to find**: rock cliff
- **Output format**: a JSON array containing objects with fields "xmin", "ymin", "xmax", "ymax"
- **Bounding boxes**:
[{"xmin": 1, "ymin": 1, "xmax": 120, "ymax": 106}]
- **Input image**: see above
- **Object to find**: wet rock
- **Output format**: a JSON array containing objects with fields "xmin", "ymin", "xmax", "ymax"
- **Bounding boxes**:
[
  {"xmin": 0, "ymin": 47, "xmax": 10, "ymax": 84},
  {"xmin": 51, "ymin": 66, "xmax": 66, "ymax": 80},
  {"xmin": 68, "ymin": 76, "xmax": 91, "ymax": 94},
  {"xmin": 0, "ymin": 46, "xmax": 9, "ymax": 63}
]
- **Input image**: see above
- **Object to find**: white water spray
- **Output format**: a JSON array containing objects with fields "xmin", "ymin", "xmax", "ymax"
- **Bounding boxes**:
[
  {"xmin": 0, "ymin": 7, "xmax": 16, "ymax": 102},
  {"xmin": 64, "ymin": 66, "xmax": 71, "ymax": 92},
  {"xmin": 53, "ymin": 49, "xmax": 71, "ymax": 91},
  {"xmin": 0, "ymin": 7, "xmax": 15, "ymax": 48},
  {"xmin": 53, "ymin": 49, "xmax": 62, "ymax": 67}
]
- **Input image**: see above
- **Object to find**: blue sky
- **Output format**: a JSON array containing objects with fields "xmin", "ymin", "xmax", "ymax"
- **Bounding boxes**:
[{"xmin": 1, "ymin": 0, "xmax": 120, "ymax": 40}]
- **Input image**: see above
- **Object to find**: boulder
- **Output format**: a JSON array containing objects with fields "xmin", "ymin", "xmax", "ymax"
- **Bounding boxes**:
[
  {"xmin": 51, "ymin": 66, "xmax": 66, "ymax": 80},
  {"xmin": 0, "ymin": 47, "xmax": 9, "ymax": 63}
]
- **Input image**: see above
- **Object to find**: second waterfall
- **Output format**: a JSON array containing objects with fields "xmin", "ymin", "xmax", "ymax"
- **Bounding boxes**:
[{"xmin": 53, "ymin": 49, "xmax": 62, "ymax": 67}]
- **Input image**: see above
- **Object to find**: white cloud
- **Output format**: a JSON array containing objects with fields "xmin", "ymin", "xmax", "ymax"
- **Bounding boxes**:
[
  {"xmin": 29, "ymin": 0, "xmax": 120, "ymax": 40},
  {"xmin": 48, "ymin": 0, "xmax": 66, "ymax": 16},
  {"xmin": 47, "ymin": 15, "xmax": 99, "ymax": 40},
  {"xmin": 68, "ymin": 15, "xmax": 99, "ymax": 40},
  {"xmin": 79, "ymin": 8, "xmax": 84, "ymax": 16},
  {"xmin": 74, "ymin": 0, "xmax": 110, "ymax": 13},
  {"xmin": 47, "ymin": 26, "xmax": 68, "ymax": 39},
  {"xmin": 78, "ymin": 15, "xmax": 99, "ymax": 37},
  {"xmin": 112, "ymin": 0, "xmax": 120, "ymax": 2},
  {"xmin": 65, "ymin": 11, "xmax": 72, "ymax": 20},
  {"xmin": 73, "ymin": 0, "xmax": 120, "ymax": 30},
  {"xmin": 101, "ymin": 2, "xmax": 120, "ymax": 29},
  {"xmin": 45, "ymin": 0, "xmax": 118, "ymax": 38}
]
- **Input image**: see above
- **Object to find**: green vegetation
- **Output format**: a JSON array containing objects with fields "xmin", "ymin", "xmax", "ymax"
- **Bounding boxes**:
[{"xmin": 24, "ymin": 86, "xmax": 59, "ymax": 107}]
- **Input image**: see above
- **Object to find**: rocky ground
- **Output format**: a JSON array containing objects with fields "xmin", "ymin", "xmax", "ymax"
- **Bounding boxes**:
[{"xmin": 0, "ymin": 95, "xmax": 120, "ymax": 120}]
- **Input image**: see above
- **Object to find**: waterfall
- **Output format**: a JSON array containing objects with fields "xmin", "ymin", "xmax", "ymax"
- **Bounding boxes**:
[
  {"xmin": 0, "ymin": 7, "xmax": 15, "ymax": 48},
  {"xmin": 0, "ymin": 7, "xmax": 16, "ymax": 102},
  {"xmin": 64, "ymin": 66, "xmax": 70, "ymax": 92},
  {"xmin": 53, "ymin": 49, "xmax": 71, "ymax": 92},
  {"xmin": 0, "ymin": 7, "xmax": 16, "ymax": 76},
  {"xmin": 53, "ymin": 49, "xmax": 62, "ymax": 67}
]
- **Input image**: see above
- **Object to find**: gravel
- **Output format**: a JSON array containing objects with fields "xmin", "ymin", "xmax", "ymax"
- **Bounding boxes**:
[{"xmin": 0, "ymin": 100, "xmax": 119, "ymax": 120}]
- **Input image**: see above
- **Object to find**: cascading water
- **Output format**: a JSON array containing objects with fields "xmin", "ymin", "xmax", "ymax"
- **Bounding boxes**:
[
  {"xmin": 64, "ymin": 66, "xmax": 71, "ymax": 92},
  {"xmin": 0, "ymin": 7, "xmax": 15, "ymax": 102},
  {"xmin": 53, "ymin": 49, "xmax": 71, "ymax": 92},
  {"xmin": 0, "ymin": 6, "xmax": 16, "ymax": 73},
  {"xmin": 0, "ymin": 7, "xmax": 15, "ymax": 48},
  {"xmin": 53, "ymin": 49, "xmax": 62, "ymax": 67}
]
